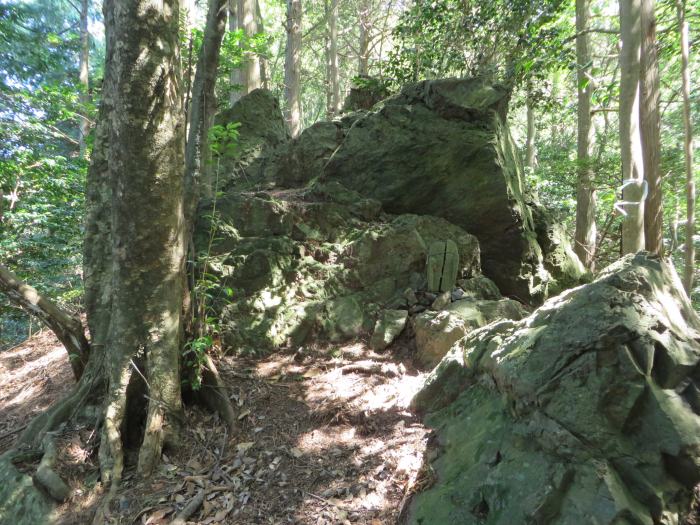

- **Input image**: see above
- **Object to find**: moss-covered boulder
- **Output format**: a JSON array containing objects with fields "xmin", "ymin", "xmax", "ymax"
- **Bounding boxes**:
[
  {"xmin": 408, "ymin": 253, "xmax": 700, "ymax": 524},
  {"xmin": 370, "ymin": 309, "xmax": 409, "ymax": 350},
  {"xmin": 341, "ymin": 76, "xmax": 391, "ymax": 112},
  {"xmin": 214, "ymin": 80, "xmax": 583, "ymax": 303},
  {"xmin": 318, "ymin": 78, "xmax": 583, "ymax": 302},
  {"xmin": 413, "ymin": 298, "xmax": 527, "ymax": 368},
  {"xmin": 195, "ymin": 180, "xmax": 483, "ymax": 353},
  {"xmin": 214, "ymin": 88, "xmax": 289, "ymax": 186}
]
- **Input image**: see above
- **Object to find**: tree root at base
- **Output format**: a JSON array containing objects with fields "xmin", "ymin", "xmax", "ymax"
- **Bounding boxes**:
[
  {"xmin": 33, "ymin": 434, "xmax": 71, "ymax": 502},
  {"xmin": 199, "ymin": 354, "xmax": 237, "ymax": 433}
]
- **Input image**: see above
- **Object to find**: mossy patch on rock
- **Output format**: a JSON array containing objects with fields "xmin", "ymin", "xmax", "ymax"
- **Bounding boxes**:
[{"xmin": 408, "ymin": 254, "xmax": 700, "ymax": 524}]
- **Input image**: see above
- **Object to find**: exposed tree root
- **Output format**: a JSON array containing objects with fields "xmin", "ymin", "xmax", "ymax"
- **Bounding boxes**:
[
  {"xmin": 33, "ymin": 433, "xmax": 71, "ymax": 502},
  {"xmin": 199, "ymin": 354, "xmax": 237, "ymax": 432},
  {"xmin": 18, "ymin": 374, "xmax": 97, "ymax": 449}
]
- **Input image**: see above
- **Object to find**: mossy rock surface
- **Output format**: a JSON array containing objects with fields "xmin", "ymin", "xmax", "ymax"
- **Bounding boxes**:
[
  {"xmin": 197, "ymin": 177, "xmax": 483, "ymax": 353},
  {"xmin": 317, "ymin": 78, "xmax": 583, "ymax": 303},
  {"xmin": 408, "ymin": 254, "xmax": 700, "ymax": 524}
]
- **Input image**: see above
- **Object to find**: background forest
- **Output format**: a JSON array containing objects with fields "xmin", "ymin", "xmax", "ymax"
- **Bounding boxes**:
[{"xmin": 0, "ymin": 0, "xmax": 698, "ymax": 349}]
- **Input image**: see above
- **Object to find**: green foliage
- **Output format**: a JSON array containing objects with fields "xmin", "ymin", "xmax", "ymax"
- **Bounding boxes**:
[
  {"xmin": 184, "ymin": 120, "xmax": 241, "ymax": 389},
  {"xmin": 386, "ymin": 0, "xmax": 572, "ymax": 88},
  {"xmin": 0, "ymin": 0, "xmax": 102, "ymax": 348},
  {"xmin": 208, "ymin": 122, "xmax": 242, "ymax": 161}
]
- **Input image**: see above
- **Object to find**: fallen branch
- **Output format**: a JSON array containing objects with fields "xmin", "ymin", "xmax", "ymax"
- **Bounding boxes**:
[
  {"xmin": 340, "ymin": 361, "xmax": 405, "ymax": 378},
  {"xmin": 171, "ymin": 484, "xmax": 234, "ymax": 524},
  {"xmin": 0, "ymin": 263, "xmax": 89, "ymax": 380}
]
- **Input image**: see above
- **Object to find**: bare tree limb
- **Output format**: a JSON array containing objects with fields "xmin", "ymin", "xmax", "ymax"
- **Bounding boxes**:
[{"xmin": 0, "ymin": 263, "xmax": 89, "ymax": 380}]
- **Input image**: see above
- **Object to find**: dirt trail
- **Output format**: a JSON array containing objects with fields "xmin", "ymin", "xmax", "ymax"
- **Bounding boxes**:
[{"xmin": 1, "ymin": 332, "xmax": 432, "ymax": 524}]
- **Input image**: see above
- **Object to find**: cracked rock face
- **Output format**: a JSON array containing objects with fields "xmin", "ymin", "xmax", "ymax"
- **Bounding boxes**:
[{"xmin": 408, "ymin": 253, "xmax": 700, "ymax": 525}]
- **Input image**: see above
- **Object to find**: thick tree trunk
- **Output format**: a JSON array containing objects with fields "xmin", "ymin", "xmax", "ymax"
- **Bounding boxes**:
[
  {"xmin": 6, "ymin": 3, "xmax": 185, "ymax": 512},
  {"xmin": 640, "ymin": 0, "xmax": 663, "ymax": 255},
  {"xmin": 574, "ymin": 0, "xmax": 597, "ymax": 269},
  {"xmin": 285, "ymin": 0, "xmax": 302, "ymax": 137},
  {"xmin": 619, "ymin": 0, "xmax": 646, "ymax": 254},
  {"xmin": 78, "ymin": 0, "xmax": 90, "ymax": 157},
  {"xmin": 186, "ymin": 0, "xmax": 228, "ymax": 207},
  {"xmin": 677, "ymin": 0, "xmax": 695, "ymax": 293},
  {"xmin": 102, "ymin": 0, "xmax": 186, "ymax": 480},
  {"xmin": 0, "ymin": 264, "xmax": 89, "ymax": 380},
  {"xmin": 327, "ymin": 0, "xmax": 339, "ymax": 117},
  {"xmin": 229, "ymin": 0, "xmax": 244, "ymax": 105}
]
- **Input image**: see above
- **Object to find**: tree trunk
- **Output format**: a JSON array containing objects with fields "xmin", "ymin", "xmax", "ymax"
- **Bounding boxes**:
[
  {"xmin": 285, "ymin": 0, "xmax": 302, "ymax": 137},
  {"xmin": 241, "ymin": 0, "xmax": 261, "ymax": 94},
  {"xmin": 525, "ymin": 97, "xmax": 537, "ymax": 171},
  {"xmin": 78, "ymin": 0, "xmax": 90, "ymax": 157},
  {"xmin": 186, "ymin": 0, "xmax": 228, "ymax": 207},
  {"xmin": 358, "ymin": 0, "xmax": 370, "ymax": 75},
  {"xmin": 255, "ymin": 0, "xmax": 268, "ymax": 88},
  {"xmin": 229, "ymin": 0, "xmax": 244, "ymax": 105},
  {"xmin": 0, "ymin": 264, "xmax": 89, "ymax": 380},
  {"xmin": 619, "ymin": 0, "xmax": 645, "ymax": 254},
  {"xmin": 574, "ymin": 0, "xmax": 597, "ymax": 269},
  {"xmin": 327, "ymin": 0, "xmax": 339, "ymax": 117},
  {"xmin": 677, "ymin": 0, "xmax": 695, "ymax": 293},
  {"xmin": 11, "ymin": 3, "xmax": 186, "ymax": 509},
  {"xmin": 640, "ymin": 0, "xmax": 663, "ymax": 255}
]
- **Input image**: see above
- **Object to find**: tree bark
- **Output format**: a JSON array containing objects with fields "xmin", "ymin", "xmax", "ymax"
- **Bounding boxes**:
[
  {"xmin": 255, "ymin": 0, "xmax": 268, "ymax": 88},
  {"xmin": 285, "ymin": 0, "xmax": 302, "ymax": 137},
  {"xmin": 640, "ymin": 0, "xmax": 663, "ymax": 255},
  {"xmin": 619, "ymin": 0, "xmax": 646, "ymax": 254},
  {"xmin": 185, "ymin": 0, "xmax": 228, "ymax": 207},
  {"xmin": 241, "ymin": 0, "xmax": 261, "ymax": 94},
  {"xmin": 0, "ymin": 264, "xmax": 89, "ymax": 380},
  {"xmin": 525, "ymin": 98, "xmax": 537, "ymax": 171},
  {"xmin": 574, "ymin": 0, "xmax": 597, "ymax": 269},
  {"xmin": 78, "ymin": 0, "xmax": 90, "ymax": 157},
  {"xmin": 677, "ymin": 0, "xmax": 695, "ymax": 293},
  {"xmin": 358, "ymin": 0, "xmax": 370, "ymax": 75},
  {"xmin": 229, "ymin": 0, "xmax": 244, "ymax": 105},
  {"xmin": 326, "ymin": 0, "xmax": 339, "ymax": 117}
]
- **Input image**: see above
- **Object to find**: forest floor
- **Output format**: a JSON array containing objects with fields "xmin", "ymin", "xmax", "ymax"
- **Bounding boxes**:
[{"xmin": 0, "ymin": 329, "xmax": 434, "ymax": 524}]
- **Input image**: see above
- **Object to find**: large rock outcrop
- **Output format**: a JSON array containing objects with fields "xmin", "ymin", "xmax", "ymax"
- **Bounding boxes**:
[
  {"xmin": 195, "ymin": 181, "xmax": 486, "ymax": 352},
  {"xmin": 231, "ymin": 79, "xmax": 585, "ymax": 303},
  {"xmin": 214, "ymin": 88, "xmax": 289, "ymax": 184},
  {"xmin": 408, "ymin": 253, "xmax": 700, "ymax": 524}
]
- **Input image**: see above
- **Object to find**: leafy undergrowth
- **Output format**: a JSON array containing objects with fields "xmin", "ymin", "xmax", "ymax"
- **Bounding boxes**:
[{"xmin": 1, "ymin": 331, "xmax": 433, "ymax": 524}]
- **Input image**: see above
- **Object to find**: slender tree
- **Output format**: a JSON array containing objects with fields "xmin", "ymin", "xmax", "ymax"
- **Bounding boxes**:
[
  {"xmin": 78, "ymin": 0, "xmax": 90, "ymax": 157},
  {"xmin": 241, "ymin": 0, "xmax": 262, "ymax": 93},
  {"xmin": 285, "ymin": 0, "xmax": 302, "ymax": 137},
  {"xmin": 618, "ymin": 0, "xmax": 645, "ymax": 254},
  {"xmin": 326, "ymin": 0, "xmax": 340, "ymax": 117},
  {"xmin": 677, "ymin": 0, "xmax": 695, "ymax": 292},
  {"xmin": 574, "ymin": 0, "xmax": 597, "ymax": 269},
  {"xmin": 640, "ymin": 0, "xmax": 663, "ymax": 255},
  {"xmin": 229, "ymin": 0, "xmax": 244, "ymax": 104},
  {"xmin": 358, "ymin": 0, "xmax": 370, "ymax": 75},
  {"xmin": 255, "ymin": 0, "xmax": 269, "ymax": 88},
  {"xmin": 525, "ymin": 94, "xmax": 537, "ymax": 171},
  {"xmin": 186, "ymin": 0, "xmax": 229, "ymax": 205}
]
